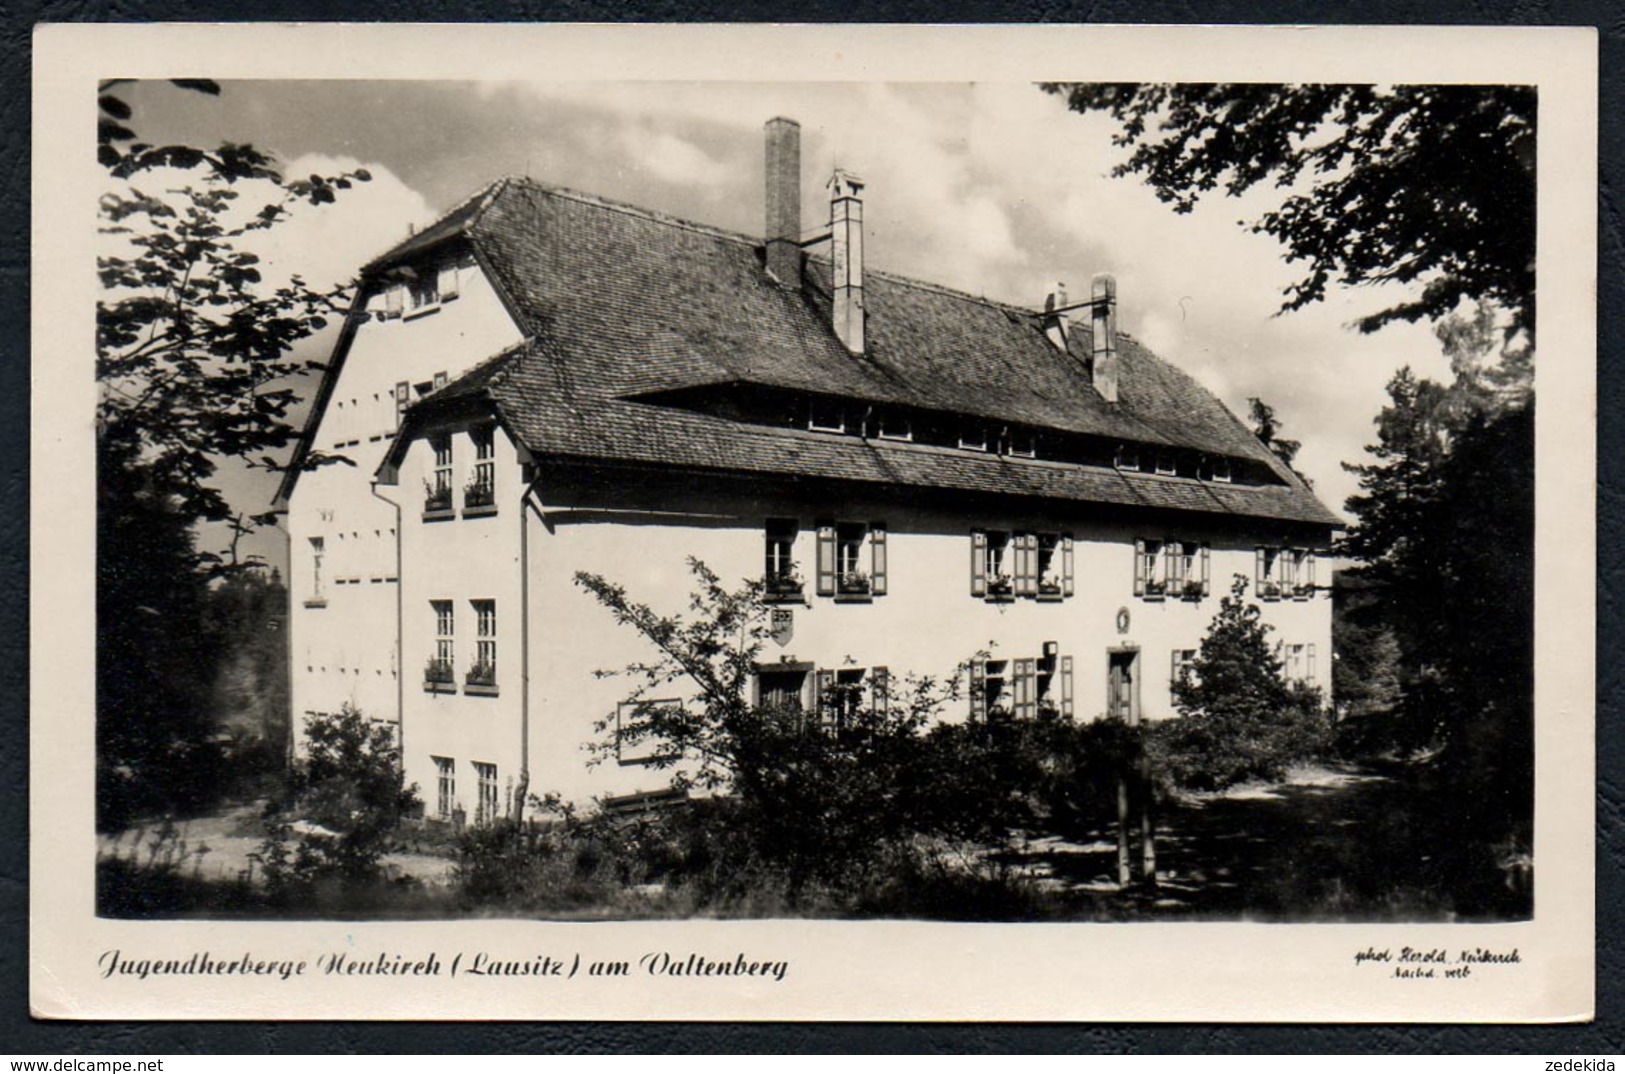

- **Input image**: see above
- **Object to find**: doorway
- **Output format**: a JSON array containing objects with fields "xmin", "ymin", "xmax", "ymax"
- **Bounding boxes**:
[{"xmin": 1107, "ymin": 648, "xmax": 1141, "ymax": 725}]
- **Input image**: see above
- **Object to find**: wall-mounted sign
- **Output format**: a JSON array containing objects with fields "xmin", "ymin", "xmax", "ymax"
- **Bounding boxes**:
[
  {"xmin": 770, "ymin": 608, "xmax": 794, "ymax": 647},
  {"xmin": 1116, "ymin": 606, "xmax": 1131, "ymax": 635}
]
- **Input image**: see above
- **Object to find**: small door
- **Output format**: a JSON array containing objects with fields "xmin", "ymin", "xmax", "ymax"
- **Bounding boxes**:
[{"xmin": 1108, "ymin": 650, "xmax": 1140, "ymax": 724}]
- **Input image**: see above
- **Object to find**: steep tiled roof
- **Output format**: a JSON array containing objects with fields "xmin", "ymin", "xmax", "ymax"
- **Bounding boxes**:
[{"xmin": 381, "ymin": 177, "xmax": 1338, "ymax": 529}]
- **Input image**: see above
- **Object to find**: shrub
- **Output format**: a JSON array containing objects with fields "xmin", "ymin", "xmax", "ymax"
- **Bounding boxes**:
[
  {"xmin": 257, "ymin": 705, "xmax": 420, "ymax": 899},
  {"xmin": 1154, "ymin": 575, "xmax": 1333, "ymax": 791}
]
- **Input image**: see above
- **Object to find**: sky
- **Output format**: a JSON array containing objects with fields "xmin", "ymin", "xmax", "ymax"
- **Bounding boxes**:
[{"xmin": 115, "ymin": 79, "xmax": 1455, "ymax": 572}]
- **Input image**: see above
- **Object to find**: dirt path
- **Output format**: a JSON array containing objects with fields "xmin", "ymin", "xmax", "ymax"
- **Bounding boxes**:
[{"xmin": 97, "ymin": 802, "xmax": 457, "ymax": 888}]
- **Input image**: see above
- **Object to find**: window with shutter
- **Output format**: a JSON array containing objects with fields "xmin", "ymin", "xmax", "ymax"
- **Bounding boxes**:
[
  {"xmin": 970, "ymin": 530, "xmax": 988, "ymax": 597},
  {"xmin": 969, "ymin": 661, "xmax": 987, "ymax": 720},
  {"xmin": 1013, "ymin": 658, "xmax": 1037, "ymax": 720},
  {"xmin": 1133, "ymin": 538, "xmax": 1147, "ymax": 597},
  {"xmin": 439, "ymin": 261, "xmax": 460, "ymax": 302},
  {"xmin": 393, "ymin": 381, "xmax": 410, "ymax": 433},
  {"xmin": 1015, "ymin": 534, "xmax": 1038, "ymax": 597},
  {"xmin": 870, "ymin": 523, "xmax": 888, "ymax": 596},
  {"xmin": 764, "ymin": 519, "xmax": 801, "ymax": 600},
  {"xmin": 815, "ymin": 524, "xmax": 836, "ymax": 596}
]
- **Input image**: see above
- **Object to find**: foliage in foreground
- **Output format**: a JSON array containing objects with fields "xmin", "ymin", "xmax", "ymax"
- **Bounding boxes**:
[{"xmin": 256, "ymin": 706, "xmax": 421, "ymax": 902}]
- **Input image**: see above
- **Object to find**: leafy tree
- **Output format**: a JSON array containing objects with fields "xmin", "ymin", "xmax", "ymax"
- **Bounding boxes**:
[
  {"xmin": 95, "ymin": 81, "xmax": 370, "ymax": 828},
  {"xmin": 258, "ymin": 705, "xmax": 420, "ymax": 893},
  {"xmin": 1155, "ymin": 576, "xmax": 1328, "ymax": 790},
  {"xmin": 1042, "ymin": 83, "xmax": 1535, "ymax": 337}
]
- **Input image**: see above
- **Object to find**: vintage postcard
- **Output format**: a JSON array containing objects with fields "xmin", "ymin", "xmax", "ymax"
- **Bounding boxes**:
[{"xmin": 32, "ymin": 23, "xmax": 1595, "ymax": 1021}]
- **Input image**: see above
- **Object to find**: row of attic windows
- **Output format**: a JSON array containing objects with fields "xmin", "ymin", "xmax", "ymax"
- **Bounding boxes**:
[
  {"xmin": 802, "ymin": 394, "xmax": 1240, "ymax": 482},
  {"xmin": 657, "ymin": 386, "xmax": 1264, "ymax": 487}
]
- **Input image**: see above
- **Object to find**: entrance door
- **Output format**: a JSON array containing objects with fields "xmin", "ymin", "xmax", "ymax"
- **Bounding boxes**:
[{"xmin": 1107, "ymin": 650, "xmax": 1139, "ymax": 724}]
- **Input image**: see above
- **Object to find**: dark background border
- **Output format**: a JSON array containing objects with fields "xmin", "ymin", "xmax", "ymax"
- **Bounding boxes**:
[{"xmin": 5, "ymin": 1, "xmax": 1619, "ymax": 1054}]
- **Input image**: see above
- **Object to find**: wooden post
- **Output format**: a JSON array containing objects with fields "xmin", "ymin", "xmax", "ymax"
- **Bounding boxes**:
[
  {"xmin": 1117, "ymin": 773, "xmax": 1132, "ymax": 887},
  {"xmin": 1139, "ymin": 762, "xmax": 1157, "ymax": 887}
]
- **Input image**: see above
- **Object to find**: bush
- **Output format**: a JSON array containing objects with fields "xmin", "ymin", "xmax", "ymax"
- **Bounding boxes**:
[
  {"xmin": 257, "ymin": 705, "xmax": 420, "ymax": 900},
  {"xmin": 1154, "ymin": 575, "xmax": 1333, "ymax": 791}
]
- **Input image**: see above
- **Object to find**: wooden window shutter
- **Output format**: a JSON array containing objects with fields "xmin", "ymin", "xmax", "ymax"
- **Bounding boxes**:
[
  {"xmin": 1062, "ymin": 534, "xmax": 1075, "ymax": 597},
  {"xmin": 1016, "ymin": 534, "xmax": 1037, "ymax": 596},
  {"xmin": 1014, "ymin": 658, "xmax": 1037, "ymax": 720},
  {"xmin": 814, "ymin": 669, "xmax": 834, "ymax": 732},
  {"xmin": 1201, "ymin": 543, "xmax": 1212, "ymax": 595},
  {"xmin": 1171, "ymin": 649, "xmax": 1181, "ymax": 687},
  {"xmin": 969, "ymin": 661, "xmax": 986, "ymax": 721},
  {"xmin": 871, "ymin": 666, "xmax": 889, "ymax": 715},
  {"xmin": 1306, "ymin": 551, "xmax": 1317, "ymax": 591},
  {"xmin": 1133, "ymin": 538, "xmax": 1146, "ymax": 597},
  {"xmin": 439, "ymin": 261, "xmax": 460, "ymax": 302},
  {"xmin": 815, "ymin": 525, "xmax": 836, "ymax": 596},
  {"xmin": 1306, "ymin": 644, "xmax": 1317, "ymax": 686},
  {"xmin": 869, "ymin": 523, "xmax": 888, "ymax": 596},
  {"xmin": 1164, "ymin": 540, "xmax": 1178, "ymax": 586},
  {"xmin": 970, "ymin": 530, "xmax": 988, "ymax": 596},
  {"xmin": 1256, "ymin": 547, "xmax": 1266, "ymax": 589},
  {"xmin": 1060, "ymin": 655, "xmax": 1074, "ymax": 718},
  {"xmin": 382, "ymin": 285, "xmax": 403, "ymax": 320}
]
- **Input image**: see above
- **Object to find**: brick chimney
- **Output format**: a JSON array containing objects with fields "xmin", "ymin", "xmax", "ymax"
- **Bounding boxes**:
[
  {"xmin": 1042, "ymin": 282, "xmax": 1069, "ymax": 352},
  {"xmin": 1091, "ymin": 273, "xmax": 1118, "ymax": 403},
  {"xmin": 764, "ymin": 117, "xmax": 802, "ymax": 286},
  {"xmin": 829, "ymin": 169, "xmax": 865, "ymax": 355}
]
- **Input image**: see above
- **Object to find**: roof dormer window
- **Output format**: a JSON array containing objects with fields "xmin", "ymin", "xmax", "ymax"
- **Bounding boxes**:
[
  {"xmin": 958, "ymin": 419, "xmax": 989, "ymax": 452},
  {"xmin": 808, "ymin": 398, "xmax": 846, "ymax": 434},
  {"xmin": 1154, "ymin": 451, "xmax": 1177, "ymax": 476},
  {"xmin": 874, "ymin": 411, "xmax": 912, "ymax": 442},
  {"xmin": 1115, "ymin": 445, "xmax": 1141, "ymax": 472}
]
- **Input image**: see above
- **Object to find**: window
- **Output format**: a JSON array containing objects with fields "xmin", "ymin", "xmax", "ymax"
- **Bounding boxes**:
[
  {"xmin": 1210, "ymin": 456, "xmax": 1233, "ymax": 483},
  {"xmin": 1115, "ymin": 445, "xmax": 1142, "ymax": 472},
  {"xmin": 970, "ymin": 659, "xmax": 1010, "ymax": 720},
  {"xmin": 997, "ymin": 651, "xmax": 1075, "ymax": 720},
  {"xmin": 808, "ymin": 398, "xmax": 846, "ymax": 433},
  {"xmin": 1154, "ymin": 451, "xmax": 1178, "ymax": 476},
  {"xmin": 816, "ymin": 521, "xmax": 887, "ymax": 599},
  {"xmin": 1134, "ymin": 538, "xmax": 1166, "ymax": 597},
  {"xmin": 1136, "ymin": 538, "xmax": 1208, "ymax": 599},
  {"xmin": 407, "ymin": 268, "xmax": 439, "ymax": 311},
  {"xmin": 433, "ymin": 756, "xmax": 455, "ymax": 820},
  {"xmin": 763, "ymin": 519, "xmax": 802, "ymax": 598},
  {"xmin": 814, "ymin": 667, "xmax": 889, "ymax": 735},
  {"xmin": 1035, "ymin": 533, "xmax": 1073, "ymax": 598},
  {"xmin": 1165, "ymin": 539, "xmax": 1209, "ymax": 599},
  {"xmin": 467, "ymin": 599, "xmax": 496, "ymax": 691},
  {"xmin": 1281, "ymin": 642, "xmax": 1316, "ymax": 685},
  {"xmin": 1171, "ymin": 648, "xmax": 1198, "ymax": 689},
  {"xmin": 974, "ymin": 530, "xmax": 1014, "ymax": 597},
  {"xmin": 465, "ymin": 427, "xmax": 496, "ymax": 511},
  {"xmin": 1005, "ymin": 426, "xmax": 1037, "ymax": 459},
  {"xmin": 426, "ymin": 600, "xmax": 455, "ymax": 690},
  {"xmin": 473, "ymin": 761, "xmax": 499, "ymax": 824},
  {"xmin": 425, "ymin": 435, "xmax": 454, "ymax": 514},
  {"xmin": 959, "ymin": 419, "xmax": 989, "ymax": 452},
  {"xmin": 1257, "ymin": 547, "xmax": 1316, "ymax": 600},
  {"xmin": 757, "ymin": 668, "xmax": 809, "ymax": 716},
  {"xmin": 874, "ymin": 411, "xmax": 912, "ymax": 441},
  {"xmin": 972, "ymin": 531, "xmax": 1074, "ymax": 600},
  {"xmin": 305, "ymin": 537, "xmax": 326, "ymax": 606}
]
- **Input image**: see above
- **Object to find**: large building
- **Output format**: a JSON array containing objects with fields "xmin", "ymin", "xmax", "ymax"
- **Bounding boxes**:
[{"xmin": 277, "ymin": 117, "xmax": 1338, "ymax": 823}]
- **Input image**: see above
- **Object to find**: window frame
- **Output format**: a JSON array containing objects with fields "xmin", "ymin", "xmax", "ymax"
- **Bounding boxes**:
[
  {"xmin": 464, "ymin": 426, "xmax": 497, "ymax": 515},
  {"xmin": 466, "ymin": 599, "xmax": 498, "ymax": 694},
  {"xmin": 808, "ymin": 398, "xmax": 847, "ymax": 434},
  {"xmin": 305, "ymin": 536, "xmax": 327, "ymax": 608},
  {"xmin": 817, "ymin": 520, "xmax": 887, "ymax": 600},
  {"xmin": 473, "ymin": 760, "xmax": 499, "ymax": 825},
  {"xmin": 763, "ymin": 518, "xmax": 803, "ymax": 601},
  {"xmin": 433, "ymin": 756, "xmax": 455, "ymax": 821},
  {"xmin": 426, "ymin": 599, "xmax": 456, "ymax": 692}
]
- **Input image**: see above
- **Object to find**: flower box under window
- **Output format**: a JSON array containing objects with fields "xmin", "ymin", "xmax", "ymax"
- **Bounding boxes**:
[
  {"xmin": 1144, "ymin": 579, "xmax": 1167, "ymax": 598},
  {"xmin": 764, "ymin": 572, "xmax": 805, "ymax": 601},
  {"xmin": 464, "ymin": 660, "xmax": 498, "ymax": 696},
  {"xmin": 837, "ymin": 571, "xmax": 872, "ymax": 596},
  {"xmin": 1180, "ymin": 579, "xmax": 1206, "ymax": 601},
  {"xmin": 1037, "ymin": 577, "xmax": 1064, "ymax": 599},
  {"xmin": 1294, "ymin": 583, "xmax": 1316, "ymax": 599},
  {"xmin": 1259, "ymin": 581, "xmax": 1283, "ymax": 601},
  {"xmin": 986, "ymin": 575, "xmax": 1014, "ymax": 598},
  {"xmin": 464, "ymin": 478, "xmax": 495, "ymax": 509},
  {"xmin": 424, "ymin": 658, "xmax": 456, "ymax": 693},
  {"xmin": 423, "ymin": 482, "xmax": 454, "ymax": 519}
]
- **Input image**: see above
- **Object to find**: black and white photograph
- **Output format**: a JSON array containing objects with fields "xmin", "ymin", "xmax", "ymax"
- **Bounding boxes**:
[{"xmin": 34, "ymin": 23, "xmax": 1595, "ymax": 1021}]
